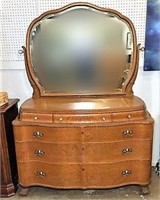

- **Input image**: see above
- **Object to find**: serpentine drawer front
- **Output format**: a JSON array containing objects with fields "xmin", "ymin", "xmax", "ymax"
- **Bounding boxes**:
[
  {"xmin": 17, "ymin": 160, "xmax": 151, "ymax": 188},
  {"xmin": 15, "ymin": 139, "xmax": 152, "ymax": 163},
  {"xmin": 14, "ymin": 118, "xmax": 153, "ymax": 190},
  {"xmin": 14, "ymin": 123, "xmax": 153, "ymax": 143}
]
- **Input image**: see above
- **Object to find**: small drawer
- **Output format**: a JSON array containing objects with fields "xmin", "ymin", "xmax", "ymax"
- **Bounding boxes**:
[
  {"xmin": 112, "ymin": 110, "xmax": 146, "ymax": 122},
  {"xmin": 54, "ymin": 114, "xmax": 111, "ymax": 123},
  {"xmin": 21, "ymin": 113, "xmax": 52, "ymax": 123}
]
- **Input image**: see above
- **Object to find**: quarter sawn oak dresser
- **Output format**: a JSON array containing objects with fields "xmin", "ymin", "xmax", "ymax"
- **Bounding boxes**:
[{"xmin": 13, "ymin": 2, "xmax": 154, "ymax": 196}]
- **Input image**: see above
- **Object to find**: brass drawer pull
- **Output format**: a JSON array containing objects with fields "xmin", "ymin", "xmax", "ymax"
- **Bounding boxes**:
[
  {"xmin": 122, "ymin": 170, "xmax": 132, "ymax": 176},
  {"xmin": 35, "ymin": 150, "xmax": 45, "ymax": 156},
  {"xmin": 33, "ymin": 131, "xmax": 43, "ymax": 138},
  {"xmin": 36, "ymin": 171, "xmax": 46, "ymax": 178},
  {"xmin": 122, "ymin": 148, "xmax": 132, "ymax": 154},
  {"xmin": 123, "ymin": 130, "xmax": 133, "ymax": 137}
]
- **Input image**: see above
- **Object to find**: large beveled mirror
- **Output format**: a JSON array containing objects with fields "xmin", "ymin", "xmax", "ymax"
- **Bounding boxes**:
[{"xmin": 26, "ymin": 3, "xmax": 137, "ymax": 97}]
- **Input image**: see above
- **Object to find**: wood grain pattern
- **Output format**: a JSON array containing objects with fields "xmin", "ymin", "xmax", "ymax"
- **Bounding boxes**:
[
  {"xmin": 14, "ymin": 111, "xmax": 154, "ymax": 190},
  {"xmin": 19, "ymin": 96, "xmax": 146, "ymax": 113},
  {"xmin": 0, "ymin": 99, "xmax": 19, "ymax": 197},
  {"xmin": 21, "ymin": 113, "xmax": 52, "ymax": 123},
  {"xmin": 17, "ymin": 160, "xmax": 151, "ymax": 188},
  {"xmin": 15, "ymin": 139, "xmax": 152, "ymax": 163},
  {"xmin": 53, "ymin": 113, "xmax": 112, "ymax": 123},
  {"xmin": 13, "ymin": 122, "xmax": 153, "ymax": 143}
]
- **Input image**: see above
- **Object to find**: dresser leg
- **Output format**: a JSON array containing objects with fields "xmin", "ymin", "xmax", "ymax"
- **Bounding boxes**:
[
  {"xmin": 19, "ymin": 187, "xmax": 30, "ymax": 196},
  {"xmin": 140, "ymin": 185, "xmax": 150, "ymax": 195}
]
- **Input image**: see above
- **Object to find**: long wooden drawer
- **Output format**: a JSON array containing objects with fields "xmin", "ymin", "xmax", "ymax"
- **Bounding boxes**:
[
  {"xmin": 17, "ymin": 160, "xmax": 151, "ymax": 188},
  {"xmin": 14, "ymin": 123, "xmax": 153, "ymax": 143},
  {"xmin": 15, "ymin": 140, "xmax": 152, "ymax": 163}
]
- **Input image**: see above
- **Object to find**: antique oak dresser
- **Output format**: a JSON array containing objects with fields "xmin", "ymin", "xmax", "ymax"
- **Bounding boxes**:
[{"xmin": 13, "ymin": 2, "xmax": 154, "ymax": 196}]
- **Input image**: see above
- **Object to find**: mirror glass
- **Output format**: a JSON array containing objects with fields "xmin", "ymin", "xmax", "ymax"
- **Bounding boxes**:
[{"xmin": 30, "ymin": 7, "xmax": 133, "ymax": 94}]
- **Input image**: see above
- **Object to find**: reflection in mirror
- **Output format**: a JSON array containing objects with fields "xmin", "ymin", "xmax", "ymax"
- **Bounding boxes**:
[{"xmin": 30, "ymin": 7, "xmax": 133, "ymax": 94}]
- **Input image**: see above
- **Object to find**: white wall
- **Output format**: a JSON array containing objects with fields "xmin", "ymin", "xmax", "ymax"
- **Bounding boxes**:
[
  {"xmin": 134, "ymin": 68, "xmax": 160, "ymax": 165},
  {"xmin": 0, "ymin": 63, "xmax": 160, "ymax": 166}
]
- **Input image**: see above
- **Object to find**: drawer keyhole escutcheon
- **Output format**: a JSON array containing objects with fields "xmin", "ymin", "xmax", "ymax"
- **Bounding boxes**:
[
  {"xmin": 123, "ymin": 130, "xmax": 133, "ymax": 137},
  {"xmin": 33, "ymin": 131, "xmax": 43, "ymax": 138},
  {"xmin": 122, "ymin": 170, "xmax": 131, "ymax": 176},
  {"xmin": 35, "ymin": 150, "xmax": 45, "ymax": 156},
  {"xmin": 122, "ymin": 148, "xmax": 132, "ymax": 154},
  {"xmin": 36, "ymin": 171, "xmax": 46, "ymax": 178}
]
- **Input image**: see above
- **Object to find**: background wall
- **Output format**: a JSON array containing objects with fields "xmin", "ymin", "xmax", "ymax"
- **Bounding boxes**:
[{"xmin": 0, "ymin": 0, "xmax": 160, "ymax": 165}]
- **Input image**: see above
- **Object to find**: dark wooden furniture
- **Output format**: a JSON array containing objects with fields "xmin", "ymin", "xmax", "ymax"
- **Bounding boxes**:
[
  {"xmin": 0, "ymin": 99, "xmax": 19, "ymax": 197},
  {"xmin": 13, "ymin": 2, "xmax": 154, "ymax": 196}
]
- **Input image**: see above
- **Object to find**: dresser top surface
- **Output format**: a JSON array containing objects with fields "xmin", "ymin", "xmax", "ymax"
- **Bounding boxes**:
[{"xmin": 20, "ymin": 96, "xmax": 145, "ymax": 113}]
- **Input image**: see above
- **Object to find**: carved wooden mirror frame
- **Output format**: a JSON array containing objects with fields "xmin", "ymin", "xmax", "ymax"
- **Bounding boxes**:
[{"xmin": 22, "ymin": 2, "xmax": 140, "ymax": 98}]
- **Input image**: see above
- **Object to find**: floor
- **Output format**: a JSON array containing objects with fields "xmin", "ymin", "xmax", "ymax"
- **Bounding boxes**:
[{"xmin": 3, "ymin": 170, "xmax": 160, "ymax": 200}]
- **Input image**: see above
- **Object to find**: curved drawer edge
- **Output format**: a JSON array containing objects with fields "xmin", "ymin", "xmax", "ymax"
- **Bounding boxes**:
[{"xmin": 19, "ymin": 180, "xmax": 151, "ymax": 189}]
